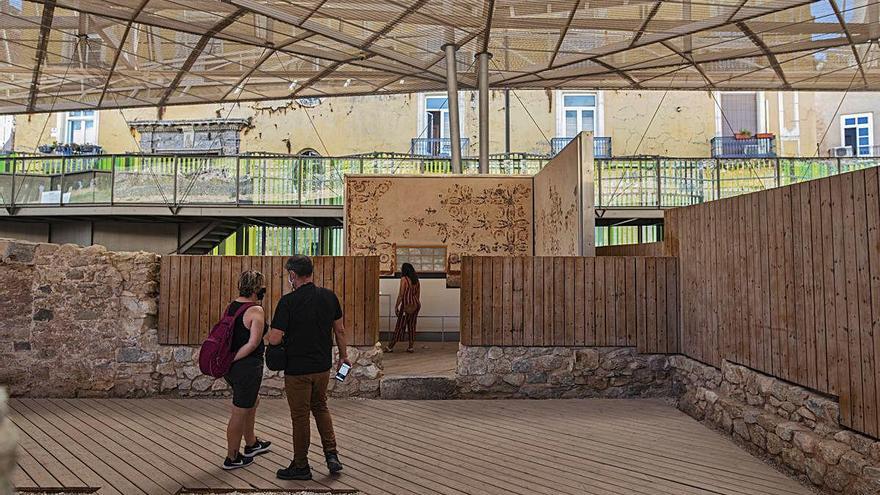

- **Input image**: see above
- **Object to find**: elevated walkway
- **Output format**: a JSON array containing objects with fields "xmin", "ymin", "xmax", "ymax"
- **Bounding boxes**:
[{"xmin": 2, "ymin": 153, "xmax": 878, "ymax": 231}]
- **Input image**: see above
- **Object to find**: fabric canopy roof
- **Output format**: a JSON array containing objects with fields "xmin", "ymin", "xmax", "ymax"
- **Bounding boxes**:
[{"xmin": 1, "ymin": 0, "xmax": 879, "ymax": 114}]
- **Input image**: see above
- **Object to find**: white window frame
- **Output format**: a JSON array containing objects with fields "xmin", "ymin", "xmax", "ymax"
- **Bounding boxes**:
[
  {"xmin": 840, "ymin": 113, "xmax": 874, "ymax": 157},
  {"xmin": 555, "ymin": 91, "xmax": 604, "ymax": 138},
  {"xmin": 56, "ymin": 110, "xmax": 99, "ymax": 145},
  {"xmin": 713, "ymin": 91, "xmax": 765, "ymax": 137},
  {"xmin": 417, "ymin": 92, "xmax": 465, "ymax": 138}
]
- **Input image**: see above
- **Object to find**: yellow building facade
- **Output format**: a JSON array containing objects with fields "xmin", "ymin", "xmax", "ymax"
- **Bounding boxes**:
[{"xmin": 10, "ymin": 89, "xmax": 822, "ymax": 158}]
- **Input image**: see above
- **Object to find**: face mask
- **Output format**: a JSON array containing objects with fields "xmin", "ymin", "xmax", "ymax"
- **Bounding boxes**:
[{"xmin": 256, "ymin": 287, "xmax": 266, "ymax": 300}]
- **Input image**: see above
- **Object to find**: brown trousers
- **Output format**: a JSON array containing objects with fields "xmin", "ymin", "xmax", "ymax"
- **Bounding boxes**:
[{"xmin": 284, "ymin": 371, "xmax": 338, "ymax": 468}]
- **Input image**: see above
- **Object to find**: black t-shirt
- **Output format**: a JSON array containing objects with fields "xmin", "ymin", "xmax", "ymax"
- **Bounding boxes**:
[
  {"xmin": 228, "ymin": 301, "xmax": 266, "ymax": 360},
  {"xmin": 270, "ymin": 283, "xmax": 343, "ymax": 376}
]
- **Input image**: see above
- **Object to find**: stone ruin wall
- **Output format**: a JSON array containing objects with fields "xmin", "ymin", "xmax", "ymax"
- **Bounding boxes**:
[
  {"xmin": 456, "ymin": 345, "xmax": 672, "ymax": 399},
  {"xmin": 672, "ymin": 355, "xmax": 880, "ymax": 495},
  {"xmin": 0, "ymin": 239, "xmax": 382, "ymax": 399}
]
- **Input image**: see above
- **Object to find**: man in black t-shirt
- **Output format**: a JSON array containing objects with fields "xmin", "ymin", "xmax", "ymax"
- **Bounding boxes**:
[{"xmin": 268, "ymin": 255, "xmax": 351, "ymax": 480}]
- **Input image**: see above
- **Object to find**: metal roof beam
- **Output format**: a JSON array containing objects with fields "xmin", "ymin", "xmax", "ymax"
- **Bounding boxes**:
[
  {"xmin": 226, "ymin": 0, "xmax": 450, "ymax": 84},
  {"xmin": 660, "ymin": 40, "xmax": 715, "ymax": 89},
  {"xmin": 548, "ymin": 0, "xmax": 581, "ymax": 68},
  {"xmin": 630, "ymin": 1, "xmax": 662, "ymax": 47},
  {"xmin": 27, "ymin": 0, "xmax": 57, "ymax": 113},
  {"xmin": 157, "ymin": 8, "xmax": 247, "ymax": 108},
  {"xmin": 99, "ymin": 0, "xmax": 149, "ymax": 107},
  {"xmin": 828, "ymin": 0, "xmax": 868, "ymax": 86},
  {"xmin": 736, "ymin": 21, "xmax": 790, "ymax": 89},
  {"xmin": 494, "ymin": 0, "xmax": 815, "ymax": 86},
  {"xmin": 595, "ymin": 59, "xmax": 642, "ymax": 88}
]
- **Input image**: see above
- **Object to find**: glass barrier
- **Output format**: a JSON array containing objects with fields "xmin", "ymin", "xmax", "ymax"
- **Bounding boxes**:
[
  {"xmin": 113, "ymin": 155, "xmax": 176, "ymax": 204},
  {"xmin": 175, "ymin": 156, "xmax": 237, "ymax": 204}
]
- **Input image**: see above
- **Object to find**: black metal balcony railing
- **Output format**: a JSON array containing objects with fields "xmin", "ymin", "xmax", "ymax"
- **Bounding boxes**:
[
  {"xmin": 410, "ymin": 138, "xmax": 470, "ymax": 157},
  {"xmin": 710, "ymin": 136, "xmax": 776, "ymax": 158},
  {"xmin": 551, "ymin": 137, "xmax": 612, "ymax": 158}
]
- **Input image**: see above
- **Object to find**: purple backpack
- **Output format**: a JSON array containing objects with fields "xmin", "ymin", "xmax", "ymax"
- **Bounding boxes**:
[{"xmin": 199, "ymin": 302, "xmax": 256, "ymax": 378}]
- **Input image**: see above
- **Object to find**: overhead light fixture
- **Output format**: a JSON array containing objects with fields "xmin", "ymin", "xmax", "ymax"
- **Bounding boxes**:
[
  {"xmin": 399, "ymin": 79, "xmax": 405, "ymax": 84},
  {"xmin": 344, "ymin": 78, "xmax": 351, "ymax": 87},
  {"xmin": 289, "ymin": 79, "xmax": 298, "ymax": 90}
]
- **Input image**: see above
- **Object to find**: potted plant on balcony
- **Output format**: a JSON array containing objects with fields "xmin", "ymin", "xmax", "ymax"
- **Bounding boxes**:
[
  {"xmin": 734, "ymin": 129, "xmax": 753, "ymax": 140},
  {"xmin": 755, "ymin": 132, "xmax": 775, "ymax": 139}
]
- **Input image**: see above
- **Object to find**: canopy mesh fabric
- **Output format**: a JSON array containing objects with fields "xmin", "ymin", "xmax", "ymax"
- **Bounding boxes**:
[{"xmin": 1, "ymin": 0, "xmax": 878, "ymax": 114}]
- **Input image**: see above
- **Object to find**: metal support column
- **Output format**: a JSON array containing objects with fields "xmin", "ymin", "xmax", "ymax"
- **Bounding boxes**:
[
  {"xmin": 477, "ymin": 52, "xmax": 492, "ymax": 174},
  {"xmin": 505, "ymin": 90, "xmax": 511, "ymax": 154},
  {"xmin": 443, "ymin": 44, "xmax": 462, "ymax": 173}
]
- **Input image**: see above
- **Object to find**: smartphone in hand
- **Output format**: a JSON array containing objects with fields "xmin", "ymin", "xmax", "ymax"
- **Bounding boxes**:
[{"xmin": 335, "ymin": 363, "xmax": 351, "ymax": 382}]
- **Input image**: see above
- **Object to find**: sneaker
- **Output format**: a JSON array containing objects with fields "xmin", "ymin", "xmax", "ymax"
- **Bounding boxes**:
[
  {"xmin": 222, "ymin": 453, "xmax": 254, "ymax": 470},
  {"xmin": 244, "ymin": 439, "xmax": 272, "ymax": 458},
  {"xmin": 277, "ymin": 463, "xmax": 312, "ymax": 480},
  {"xmin": 325, "ymin": 452, "xmax": 343, "ymax": 474}
]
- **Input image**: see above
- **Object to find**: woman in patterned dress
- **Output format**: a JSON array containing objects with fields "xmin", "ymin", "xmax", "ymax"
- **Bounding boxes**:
[{"xmin": 385, "ymin": 263, "xmax": 421, "ymax": 353}]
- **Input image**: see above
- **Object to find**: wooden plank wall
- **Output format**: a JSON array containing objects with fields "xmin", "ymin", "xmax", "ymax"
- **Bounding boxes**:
[
  {"xmin": 668, "ymin": 167, "xmax": 880, "ymax": 438},
  {"xmin": 460, "ymin": 256, "xmax": 679, "ymax": 354},
  {"xmin": 158, "ymin": 256, "xmax": 380, "ymax": 346},
  {"xmin": 596, "ymin": 242, "xmax": 667, "ymax": 257}
]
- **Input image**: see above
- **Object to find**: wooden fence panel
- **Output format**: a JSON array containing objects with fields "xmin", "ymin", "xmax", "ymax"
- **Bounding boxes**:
[
  {"xmin": 596, "ymin": 242, "xmax": 667, "ymax": 257},
  {"xmin": 159, "ymin": 256, "xmax": 380, "ymax": 346},
  {"xmin": 460, "ymin": 256, "xmax": 679, "ymax": 354},
  {"xmin": 668, "ymin": 168, "xmax": 880, "ymax": 438}
]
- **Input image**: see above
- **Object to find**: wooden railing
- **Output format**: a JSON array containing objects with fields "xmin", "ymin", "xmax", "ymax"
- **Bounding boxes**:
[
  {"xmin": 459, "ymin": 256, "xmax": 679, "ymax": 353},
  {"xmin": 158, "ymin": 255, "xmax": 379, "ymax": 346},
  {"xmin": 667, "ymin": 166, "xmax": 880, "ymax": 438}
]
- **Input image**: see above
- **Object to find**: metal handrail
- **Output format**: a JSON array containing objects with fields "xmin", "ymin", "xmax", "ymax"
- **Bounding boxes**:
[{"xmin": 1, "ymin": 153, "xmax": 879, "ymax": 210}]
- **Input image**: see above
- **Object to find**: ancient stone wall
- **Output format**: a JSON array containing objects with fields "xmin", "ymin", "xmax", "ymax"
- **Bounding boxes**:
[
  {"xmin": 672, "ymin": 355, "xmax": 880, "ymax": 494},
  {"xmin": 456, "ymin": 346, "xmax": 672, "ymax": 399},
  {"xmin": 0, "ymin": 239, "xmax": 382, "ymax": 399},
  {"xmin": 0, "ymin": 388, "xmax": 16, "ymax": 495}
]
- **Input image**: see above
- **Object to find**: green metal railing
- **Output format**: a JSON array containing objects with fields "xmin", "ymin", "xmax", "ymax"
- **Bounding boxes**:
[{"xmin": 1, "ymin": 153, "xmax": 879, "ymax": 209}]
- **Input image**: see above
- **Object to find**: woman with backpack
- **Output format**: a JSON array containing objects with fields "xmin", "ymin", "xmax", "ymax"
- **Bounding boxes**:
[
  {"xmin": 221, "ymin": 270, "xmax": 272, "ymax": 469},
  {"xmin": 384, "ymin": 262, "xmax": 421, "ymax": 353}
]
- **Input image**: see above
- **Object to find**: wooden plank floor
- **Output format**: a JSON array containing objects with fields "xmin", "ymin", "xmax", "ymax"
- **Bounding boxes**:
[
  {"xmin": 382, "ymin": 342, "xmax": 459, "ymax": 377},
  {"xmin": 9, "ymin": 398, "xmax": 811, "ymax": 495}
]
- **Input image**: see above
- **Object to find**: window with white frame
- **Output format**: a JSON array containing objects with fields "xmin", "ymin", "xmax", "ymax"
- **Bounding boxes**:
[
  {"xmin": 560, "ymin": 93, "xmax": 597, "ymax": 138},
  {"xmin": 58, "ymin": 111, "xmax": 98, "ymax": 144},
  {"xmin": 422, "ymin": 95, "xmax": 453, "ymax": 140},
  {"xmin": 841, "ymin": 113, "xmax": 873, "ymax": 157}
]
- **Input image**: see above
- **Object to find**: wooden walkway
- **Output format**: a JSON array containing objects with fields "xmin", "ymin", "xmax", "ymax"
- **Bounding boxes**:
[
  {"xmin": 10, "ymin": 398, "xmax": 811, "ymax": 495},
  {"xmin": 383, "ymin": 342, "xmax": 459, "ymax": 377}
]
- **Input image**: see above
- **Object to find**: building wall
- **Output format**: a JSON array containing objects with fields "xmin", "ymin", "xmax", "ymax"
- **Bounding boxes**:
[
  {"xmin": 10, "ymin": 90, "xmax": 831, "ymax": 158},
  {"xmin": 813, "ymin": 92, "xmax": 880, "ymax": 156},
  {"xmin": 345, "ymin": 175, "xmax": 534, "ymax": 280}
]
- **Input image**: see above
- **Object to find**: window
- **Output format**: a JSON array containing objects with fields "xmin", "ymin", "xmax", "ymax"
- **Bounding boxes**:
[
  {"xmin": 396, "ymin": 245, "xmax": 447, "ymax": 274},
  {"xmin": 297, "ymin": 148, "xmax": 321, "ymax": 157},
  {"xmin": 719, "ymin": 92, "xmax": 759, "ymax": 135},
  {"xmin": 560, "ymin": 93, "xmax": 597, "ymax": 138},
  {"xmin": 58, "ymin": 110, "xmax": 98, "ymax": 144},
  {"xmin": 841, "ymin": 113, "xmax": 873, "ymax": 157},
  {"xmin": 423, "ymin": 95, "xmax": 452, "ymax": 140}
]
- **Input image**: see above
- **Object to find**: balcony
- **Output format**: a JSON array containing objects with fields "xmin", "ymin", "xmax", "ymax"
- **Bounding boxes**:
[
  {"xmin": 710, "ymin": 136, "xmax": 776, "ymax": 158},
  {"xmin": 551, "ymin": 136, "xmax": 612, "ymax": 158},
  {"xmin": 410, "ymin": 138, "xmax": 470, "ymax": 157}
]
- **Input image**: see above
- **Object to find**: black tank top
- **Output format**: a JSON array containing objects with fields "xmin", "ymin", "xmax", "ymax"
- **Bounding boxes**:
[{"xmin": 228, "ymin": 301, "xmax": 267, "ymax": 359}]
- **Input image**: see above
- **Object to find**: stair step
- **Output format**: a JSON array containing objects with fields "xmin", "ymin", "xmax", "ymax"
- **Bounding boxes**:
[{"xmin": 380, "ymin": 375, "xmax": 458, "ymax": 400}]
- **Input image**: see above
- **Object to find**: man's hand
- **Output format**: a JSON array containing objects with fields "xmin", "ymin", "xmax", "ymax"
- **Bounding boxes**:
[{"xmin": 338, "ymin": 355, "xmax": 352, "ymax": 369}]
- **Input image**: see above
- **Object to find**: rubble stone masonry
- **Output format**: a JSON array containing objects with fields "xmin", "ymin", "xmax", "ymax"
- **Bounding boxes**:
[
  {"xmin": 0, "ymin": 239, "xmax": 382, "ymax": 399},
  {"xmin": 457, "ymin": 345, "xmax": 673, "ymax": 399},
  {"xmin": 672, "ymin": 355, "xmax": 880, "ymax": 494}
]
